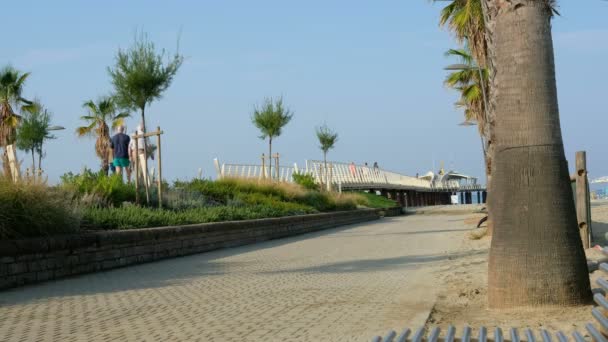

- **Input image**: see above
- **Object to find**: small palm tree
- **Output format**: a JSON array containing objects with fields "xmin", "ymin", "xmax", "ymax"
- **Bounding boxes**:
[
  {"xmin": 76, "ymin": 96, "xmax": 130, "ymax": 174},
  {"xmin": 251, "ymin": 97, "xmax": 293, "ymax": 179},
  {"xmin": 0, "ymin": 66, "xmax": 33, "ymax": 147},
  {"xmin": 315, "ymin": 124, "xmax": 338, "ymax": 187},
  {"xmin": 16, "ymin": 101, "xmax": 56, "ymax": 175},
  {"xmin": 0, "ymin": 66, "xmax": 35, "ymax": 178}
]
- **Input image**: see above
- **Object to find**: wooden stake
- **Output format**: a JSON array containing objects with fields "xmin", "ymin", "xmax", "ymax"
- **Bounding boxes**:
[
  {"xmin": 575, "ymin": 151, "xmax": 591, "ymax": 248},
  {"xmin": 157, "ymin": 126, "xmax": 162, "ymax": 209},
  {"xmin": 273, "ymin": 153, "xmax": 280, "ymax": 181},
  {"xmin": 134, "ymin": 134, "xmax": 140, "ymax": 204}
]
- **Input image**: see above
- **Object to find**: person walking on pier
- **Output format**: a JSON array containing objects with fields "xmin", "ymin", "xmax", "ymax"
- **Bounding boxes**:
[{"xmin": 349, "ymin": 162, "xmax": 357, "ymax": 179}]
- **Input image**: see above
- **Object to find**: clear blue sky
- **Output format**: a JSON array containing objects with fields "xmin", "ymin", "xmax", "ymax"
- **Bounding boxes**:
[{"xmin": 5, "ymin": 1, "xmax": 608, "ymax": 183}]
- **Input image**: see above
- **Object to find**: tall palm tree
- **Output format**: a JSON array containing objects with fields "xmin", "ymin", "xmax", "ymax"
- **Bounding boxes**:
[
  {"xmin": 76, "ymin": 97, "xmax": 130, "ymax": 175},
  {"xmin": 0, "ymin": 66, "xmax": 33, "ymax": 178},
  {"xmin": 315, "ymin": 124, "xmax": 338, "ymax": 187},
  {"xmin": 251, "ymin": 97, "xmax": 293, "ymax": 180},
  {"xmin": 485, "ymin": 0, "xmax": 590, "ymax": 308}
]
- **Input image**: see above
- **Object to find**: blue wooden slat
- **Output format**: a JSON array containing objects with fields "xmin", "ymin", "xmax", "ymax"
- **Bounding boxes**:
[{"xmin": 395, "ymin": 328, "xmax": 411, "ymax": 342}]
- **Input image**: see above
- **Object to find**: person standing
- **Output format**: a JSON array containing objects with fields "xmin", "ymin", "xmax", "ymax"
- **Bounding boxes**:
[
  {"xmin": 349, "ymin": 162, "xmax": 357, "ymax": 178},
  {"xmin": 110, "ymin": 125, "xmax": 130, "ymax": 180}
]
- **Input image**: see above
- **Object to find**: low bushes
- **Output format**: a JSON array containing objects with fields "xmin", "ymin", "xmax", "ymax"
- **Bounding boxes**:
[
  {"xmin": 0, "ymin": 177, "xmax": 81, "ymax": 239},
  {"xmin": 355, "ymin": 191, "xmax": 398, "ymax": 208},
  {"xmin": 60, "ymin": 169, "xmax": 136, "ymax": 206},
  {"xmin": 177, "ymin": 178, "xmax": 363, "ymax": 212},
  {"xmin": 82, "ymin": 204, "xmax": 317, "ymax": 230},
  {"xmin": 1, "ymin": 172, "xmax": 396, "ymax": 238},
  {"xmin": 292, "ymin": 172, "xmax": 318, "ymax": 190}
]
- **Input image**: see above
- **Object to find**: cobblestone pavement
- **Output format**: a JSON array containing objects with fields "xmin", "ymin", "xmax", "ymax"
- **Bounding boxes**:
[{"xmin": 0, "ymin": 215, "xmax": 473, "ymax": 342}]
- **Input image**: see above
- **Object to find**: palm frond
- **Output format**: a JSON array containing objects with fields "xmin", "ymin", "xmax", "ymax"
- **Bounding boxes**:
[{"xmin": 76, "ymin": 121, "xmax": 97, "ymax": 137}]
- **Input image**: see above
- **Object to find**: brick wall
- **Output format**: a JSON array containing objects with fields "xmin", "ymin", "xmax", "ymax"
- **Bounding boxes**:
[{"xmin": 0, "ymin": 208, "xmax": 400, "ymax": 290}]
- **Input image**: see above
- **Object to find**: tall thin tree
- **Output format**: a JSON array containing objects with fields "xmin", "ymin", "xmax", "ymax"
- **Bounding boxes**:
[
  {"xmin": 251, "ymin": 97, "xmax": 293, "ymax": 180},
  {"xmin": 109, "ymin": 32, "xmax": 183, "ymax": 200},
  {"xmin": 483, "ymin": 0, "xmax": 590, "ymax": 307},
  {"xmin": 16, "ymin": 101, "xmax": 56, "ymax": 176},
  {"xmin": 315, "ymin": 124, "xmax": 338, "ymax": 188}
]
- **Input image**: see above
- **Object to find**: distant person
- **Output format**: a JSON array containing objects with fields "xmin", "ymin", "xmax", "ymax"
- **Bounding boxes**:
[
  {"xmin": 110, "ymin": 125, "xmax": 130, "ymax": 180},
  {"xmin": 349, "ymin": 162, "xmax": 357, "ymax": 178},
  {"xmin": 363, "ymin": 162, "xmax": 370, "ymax": 178},
  {"xmin": 373, "ymin": 162, "xmax": 379, "ymax": 175}
]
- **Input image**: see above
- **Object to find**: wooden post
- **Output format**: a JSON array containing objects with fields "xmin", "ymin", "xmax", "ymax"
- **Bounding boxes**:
[
  {"xmin": 157, "ymin": 126, "xmax": 162, "ymax": 209},
  {"xmin": 273, "ymin": 153, "xmax": 280, "ymax": 181},
  {"xmin": 328, "ymin": 163, "xmax": 333, "ymax": 192},
  {"xmin": 134, "ymin": 134, "xmax": 140, "ymax": 204},
  {"xmin": 575, "ymin": 151, "xmax": 591, "ymax": 249},
  {"xmin": 261, "ymin": 154, "xmax": 266, "ymax": 179}
]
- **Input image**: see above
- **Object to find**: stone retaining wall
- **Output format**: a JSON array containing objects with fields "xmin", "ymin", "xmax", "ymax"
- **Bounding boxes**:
[{"xmin": 0, "ymin": 208, "xmax": 401, "ymax": 290}]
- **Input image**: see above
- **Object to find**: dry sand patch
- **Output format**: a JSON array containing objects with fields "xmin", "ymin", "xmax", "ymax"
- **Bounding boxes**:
[{"xmin": 425, "ymin": 212, "xmax": 600, "ymax": 336}]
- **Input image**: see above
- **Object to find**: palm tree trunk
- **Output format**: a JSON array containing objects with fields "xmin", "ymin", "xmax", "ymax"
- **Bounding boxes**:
[
  {"xmin": 140, "ymin": 107, "xmax": 150, "ymax": 203},
  {"xmin": 1, "ymin": 148, "xmax": 10, "ymax": 178},
  {"xmin": 486, "ymin": 0, "xmax": 591, "ymax": 308},
  {"xmin": 480, "ymin": 0, "xmax": 498, "ymax": 234}
]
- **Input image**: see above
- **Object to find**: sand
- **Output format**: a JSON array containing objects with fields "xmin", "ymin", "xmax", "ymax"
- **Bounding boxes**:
[{"xmin": 423, "ymin": 202, "xmax": 608, "ymax": 337}]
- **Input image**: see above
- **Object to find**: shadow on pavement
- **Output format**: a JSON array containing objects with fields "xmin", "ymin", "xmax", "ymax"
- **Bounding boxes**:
[
  {"xmin": 260, "ymin": 249, "xmax": 486, "ymax": 275},
  {"xmin": 0, "ymin": 217, "xmax": 405, "ymax": 304}
]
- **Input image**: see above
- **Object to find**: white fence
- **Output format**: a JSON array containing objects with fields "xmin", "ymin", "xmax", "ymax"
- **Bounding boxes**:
[
  {"xmin": 305, "ymin": 160, "xmax": 431, "ymax": 190},
  {"xmin": 214, "ymin": 158, "xmax": 484, "ymax": 192},
  {"xmin": 214, "ymin": 159, "xmax": 297, "ymax": 183}
]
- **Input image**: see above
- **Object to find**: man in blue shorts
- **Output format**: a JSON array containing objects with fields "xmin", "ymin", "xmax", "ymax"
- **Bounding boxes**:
[{"xmin": 110, "ymin": 125, "xmax": 131, "ymax": 181}]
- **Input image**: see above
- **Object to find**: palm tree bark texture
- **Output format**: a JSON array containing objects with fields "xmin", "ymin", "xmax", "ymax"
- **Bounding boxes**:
[{"xmin": 484, "ymin": 0, "xmax": 591, "ymax": 307}]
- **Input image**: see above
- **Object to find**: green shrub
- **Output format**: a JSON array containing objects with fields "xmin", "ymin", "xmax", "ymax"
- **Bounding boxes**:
[
  {"xmin": 61, "ymin": 169, "xmax": 136, "ymax": 206},
  {"xmin": 292, "ymin": 172, "xmax": 319, "ymax": 191},
  {"xmin": 354, "ymin": 191, "xmax": 397, "ymax": 208},
  {"xmin": 83, "ymin": 204, "xmax": 316, "ymax": 230},
  {"xmin": 0, "ymin": 177, "xmax": 81, "ymax": 239},
  {"xmin": 177, "ymin": 177, "xmax": 362, "ymax": 212}
]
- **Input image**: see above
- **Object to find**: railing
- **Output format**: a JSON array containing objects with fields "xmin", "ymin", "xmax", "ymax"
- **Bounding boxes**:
[
  {"xmin": 213, "ymin": 158, "xmax": 485, "ymax": 192},
  {"xmin": 591, "ymin": 176, "xmax": 608, "ymax": 184},
  {"xmin": 214, "ymin": 159, "xmax": 298, "ymax": 183},
  {"xmin": 305, "ymin": 161, "xmax": 483, "ymax": 191},
  {"xmin": 371, "ymin": 248, "xmax": 608, "ymax": 342}
]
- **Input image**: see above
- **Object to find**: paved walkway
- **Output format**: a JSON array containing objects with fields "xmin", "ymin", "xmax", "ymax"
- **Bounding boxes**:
[{"xmin": 0, "ymin": 215, "xmax": 473, "ymax": 342}]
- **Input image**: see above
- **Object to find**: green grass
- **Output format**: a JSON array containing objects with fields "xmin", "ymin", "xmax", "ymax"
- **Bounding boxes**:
[{"xmin": 355, "ymin": 191, "xmax": 398, "ymax": 208}]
